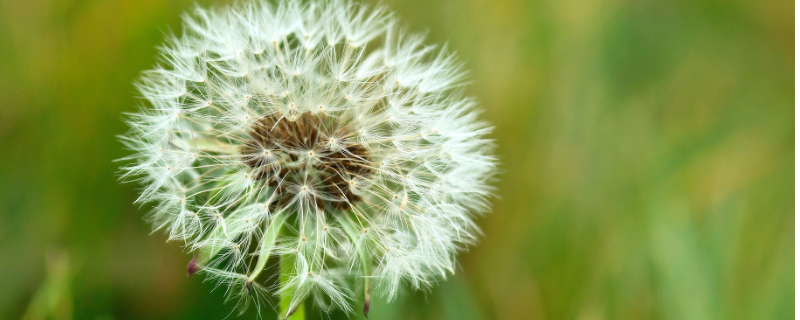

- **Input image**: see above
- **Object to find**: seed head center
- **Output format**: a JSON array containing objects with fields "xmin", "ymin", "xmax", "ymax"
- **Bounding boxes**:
[{"xmin": 241, "ymin": 112, "xmax": 373, "ymax": 209}]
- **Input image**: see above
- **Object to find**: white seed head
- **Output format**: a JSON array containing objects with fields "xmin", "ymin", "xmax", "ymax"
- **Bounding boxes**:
[{"xmin": 119, "ymin": 0, "xmax": 496, "ymax": 315}]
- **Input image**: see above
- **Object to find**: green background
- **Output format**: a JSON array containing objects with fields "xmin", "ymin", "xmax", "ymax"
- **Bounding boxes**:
[{"xmin": 0, "ymin": 0, "xmax": 793, "ymax": 319}]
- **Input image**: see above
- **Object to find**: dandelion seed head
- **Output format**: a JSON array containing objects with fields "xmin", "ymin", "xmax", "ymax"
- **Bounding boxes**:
[{"xmin": 120, "ymin": 0, "xmax": 496, "ymax": 315}]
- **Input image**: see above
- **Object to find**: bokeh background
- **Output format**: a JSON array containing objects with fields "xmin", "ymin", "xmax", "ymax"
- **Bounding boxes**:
[{"xmin": 0, "ymin": 0, "xmax": 793, "ymax": 319}]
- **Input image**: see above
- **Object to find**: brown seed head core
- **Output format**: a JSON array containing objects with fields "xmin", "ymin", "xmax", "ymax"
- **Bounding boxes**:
[{"xmin": 241, "ymin": 112, "xmax": 372, "ymax": 210}]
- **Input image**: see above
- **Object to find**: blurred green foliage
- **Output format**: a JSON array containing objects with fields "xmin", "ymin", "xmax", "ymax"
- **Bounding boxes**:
[{"xmin": 0, "ymin": 0, "xmax": 793, "ymax": 319}]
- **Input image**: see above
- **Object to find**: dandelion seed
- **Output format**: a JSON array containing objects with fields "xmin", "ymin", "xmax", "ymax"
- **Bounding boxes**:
[{"xmin": 119, "ymin": 0, "xmax": 496, "ymax": 316}]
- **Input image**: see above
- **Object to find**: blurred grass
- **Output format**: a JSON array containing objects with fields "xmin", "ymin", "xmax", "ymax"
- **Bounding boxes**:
[{"xmin": 0, "ymin": 0, "xmax": 792, "ymax": 319}]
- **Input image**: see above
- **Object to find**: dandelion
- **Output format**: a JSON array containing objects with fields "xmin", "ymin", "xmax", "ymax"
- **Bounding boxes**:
[{"xmin": 119, "ymin": 0, "xmax": 496, "ymax": 317}]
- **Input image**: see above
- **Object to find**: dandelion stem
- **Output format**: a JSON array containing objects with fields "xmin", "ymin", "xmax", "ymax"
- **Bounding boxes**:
[
  {"xmin": 190, "ymin": 138, "xmax": 238, "ymax": 155},
  {"xmin": 279, "ymin": 254, "xmax": 305, "ymax": 320}
]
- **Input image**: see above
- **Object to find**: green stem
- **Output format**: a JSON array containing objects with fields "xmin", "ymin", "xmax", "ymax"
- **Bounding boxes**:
[
  {"xmin": 340, "ymin": 215, "xmax": 373, "ymax": 317},
  {"xmin": 279, "ymin": 255, "xmax": 304, "ymax": 320},
  {"xmin": 191, "ymin": 138, "xmax": 238, "ymax": 154}
]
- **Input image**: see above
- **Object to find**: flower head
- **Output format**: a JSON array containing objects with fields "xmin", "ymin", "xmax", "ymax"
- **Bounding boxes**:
[{"xmin": 120, "ymin": 0, "xmax": 495, "ymax": 315}]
